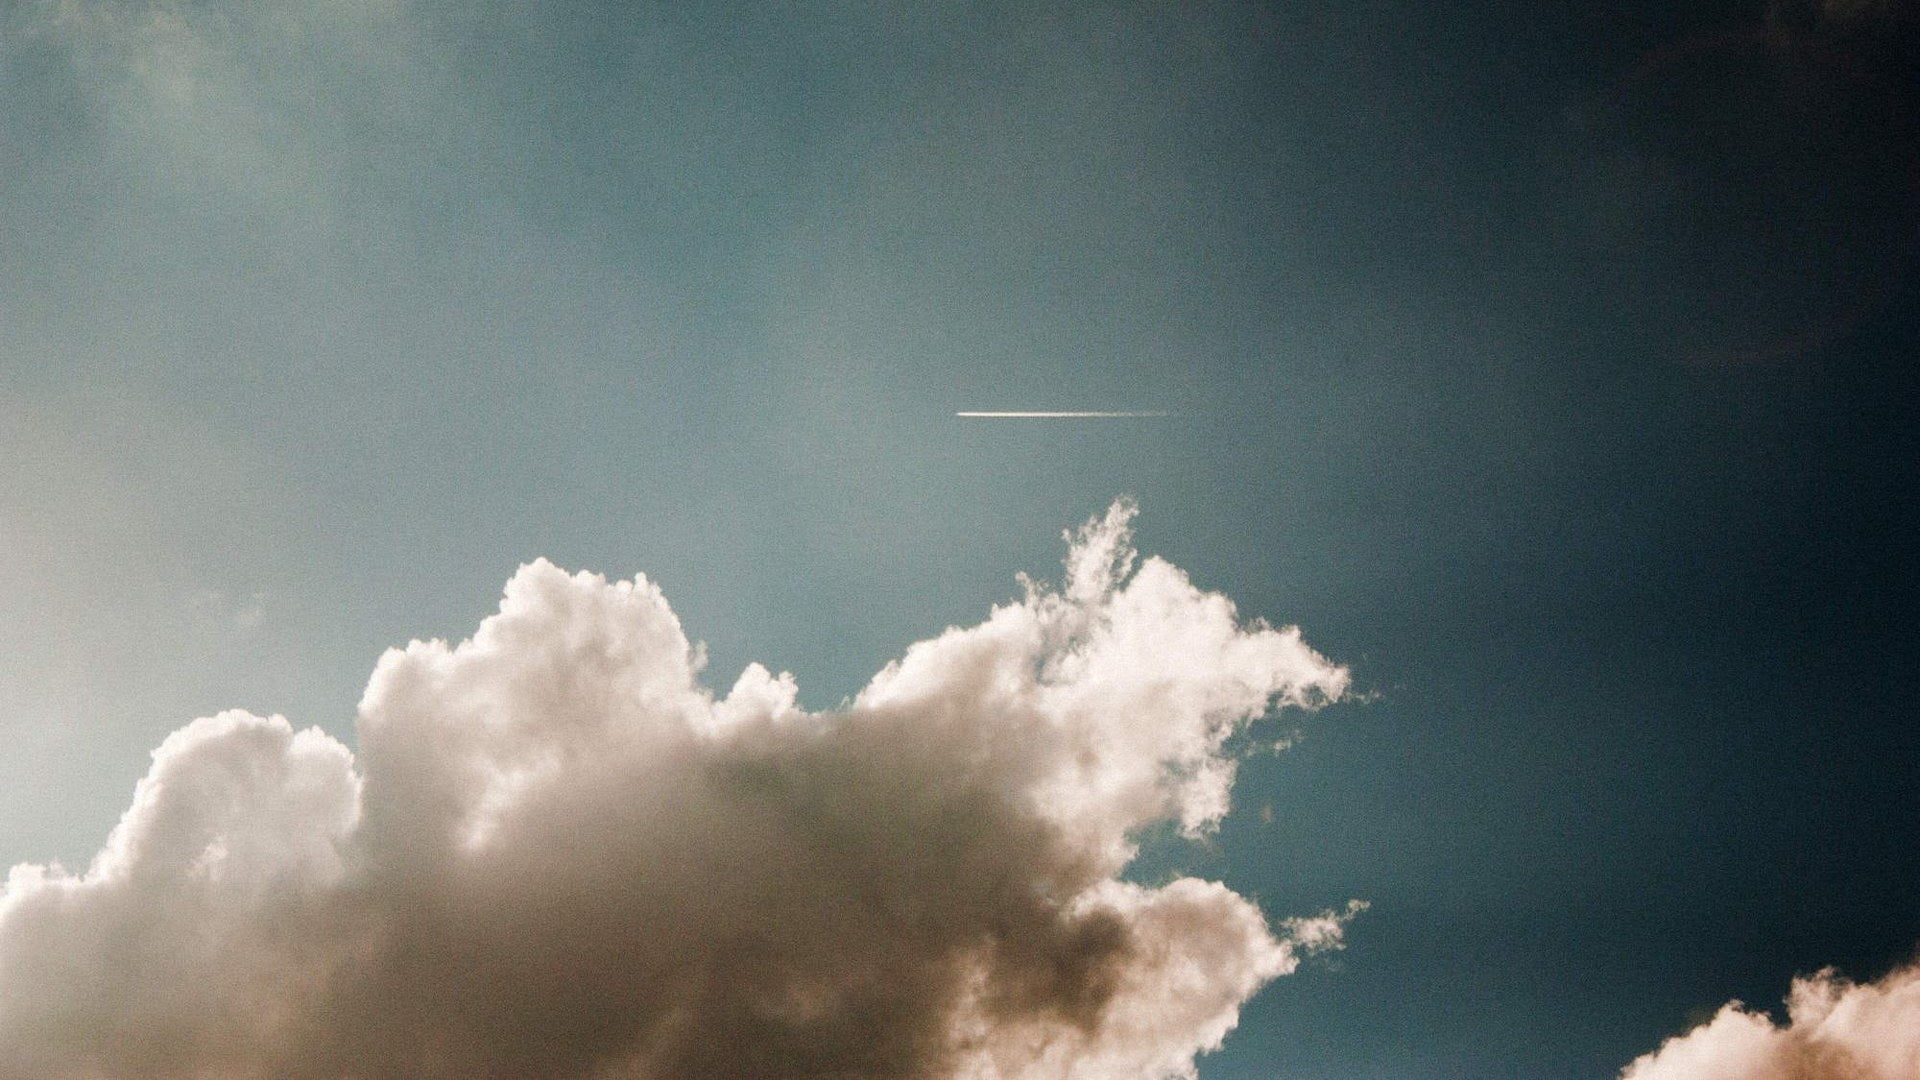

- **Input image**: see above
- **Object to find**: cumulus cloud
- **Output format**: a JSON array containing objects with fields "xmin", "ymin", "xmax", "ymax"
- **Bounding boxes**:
[
  {"xmin": 0, "ymin": 500, "xmax": 1358, "ymax": 1080},
  {"xmin": 1621, "ymin": 962, "xmax": 1920, "ymax": 1080}
]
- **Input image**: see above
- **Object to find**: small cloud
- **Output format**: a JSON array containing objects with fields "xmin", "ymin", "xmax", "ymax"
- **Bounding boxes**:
[
  {"xmin": 185, "ymin": 587, "xmax": 266, "ymax": 632},
  {"xmin": 1620, "ymin": 960, "xmax": 1920, "ymax": 1080},
  {"xmin": 1283, "ymin": 899, "xmax": 1370, "ymax": 960},
  {"xmin": 231, "ymin": 595, "xmax": 265, "ymax": 630}
]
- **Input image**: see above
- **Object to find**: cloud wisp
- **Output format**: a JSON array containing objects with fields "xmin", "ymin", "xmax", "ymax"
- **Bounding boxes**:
[
  {"xmin": 0, "ymin": 500, "xmax": 1356, "ymax": 1080},
  {"xmin": 1621, "ymin": 962, "xmax": 1920, "ymax": 1080}
]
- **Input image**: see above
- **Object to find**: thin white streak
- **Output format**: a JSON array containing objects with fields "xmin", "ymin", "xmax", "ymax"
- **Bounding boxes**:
[{"xmin": 955, "ymin": 411, "xmax": 1171, "ymax": 418}]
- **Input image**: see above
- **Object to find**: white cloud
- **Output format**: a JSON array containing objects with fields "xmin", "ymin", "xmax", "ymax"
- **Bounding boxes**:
[
  {"xmin": 0, "ymin": 500, "xmax": 1357, "ymax": 1080},
  {"xmin": 1621, "ymin": 962, "xmax": 1920, "ymax": 1080}
]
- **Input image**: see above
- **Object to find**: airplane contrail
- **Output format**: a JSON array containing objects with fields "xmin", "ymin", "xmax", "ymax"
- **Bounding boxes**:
[{"xmin": 955, "ymin": 410, "xmax": 1171, "ymax": 418}]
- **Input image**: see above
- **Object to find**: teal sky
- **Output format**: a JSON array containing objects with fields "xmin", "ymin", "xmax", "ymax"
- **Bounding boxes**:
[{"xmin": 5, "ymin": 2, "xmax": 1919, "ymax": 1077}]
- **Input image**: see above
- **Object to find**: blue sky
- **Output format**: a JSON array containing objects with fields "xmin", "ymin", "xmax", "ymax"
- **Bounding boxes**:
[{"xmin": 4, "ymin": 2, "xmax": 1919, "ymax": 1077}]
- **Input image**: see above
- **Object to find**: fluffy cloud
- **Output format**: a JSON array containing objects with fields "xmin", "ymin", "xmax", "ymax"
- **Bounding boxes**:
[
  {"xmin": 0, "ymin": 500, "xmax": 1357, "ymax": 1080},
  {"xmin": 1621, "ymin": 963, "xmax": 1920, "ymax": 1080}
]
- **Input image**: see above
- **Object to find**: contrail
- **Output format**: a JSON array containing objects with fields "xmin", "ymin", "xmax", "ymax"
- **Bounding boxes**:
[{"xmin": 955, "ymin": 410, "xmax": 1170, "ymax": 418}]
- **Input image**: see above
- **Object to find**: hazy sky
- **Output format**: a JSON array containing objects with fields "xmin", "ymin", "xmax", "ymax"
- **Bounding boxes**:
[{"xmin": 3, "ymin": 1, "xmax": 1918, "ymax": 1077}]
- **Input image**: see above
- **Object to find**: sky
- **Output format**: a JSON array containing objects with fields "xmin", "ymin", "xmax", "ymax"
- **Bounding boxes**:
[{"xmin": 2, "ymin": 1, "xmax": 1918, "ymax": 1078}]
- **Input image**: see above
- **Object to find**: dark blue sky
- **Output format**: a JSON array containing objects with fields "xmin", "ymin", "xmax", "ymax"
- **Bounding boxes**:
[{"xmin": 3, "ymin": 1, "xmax": 1917, "ymax": 1076}]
